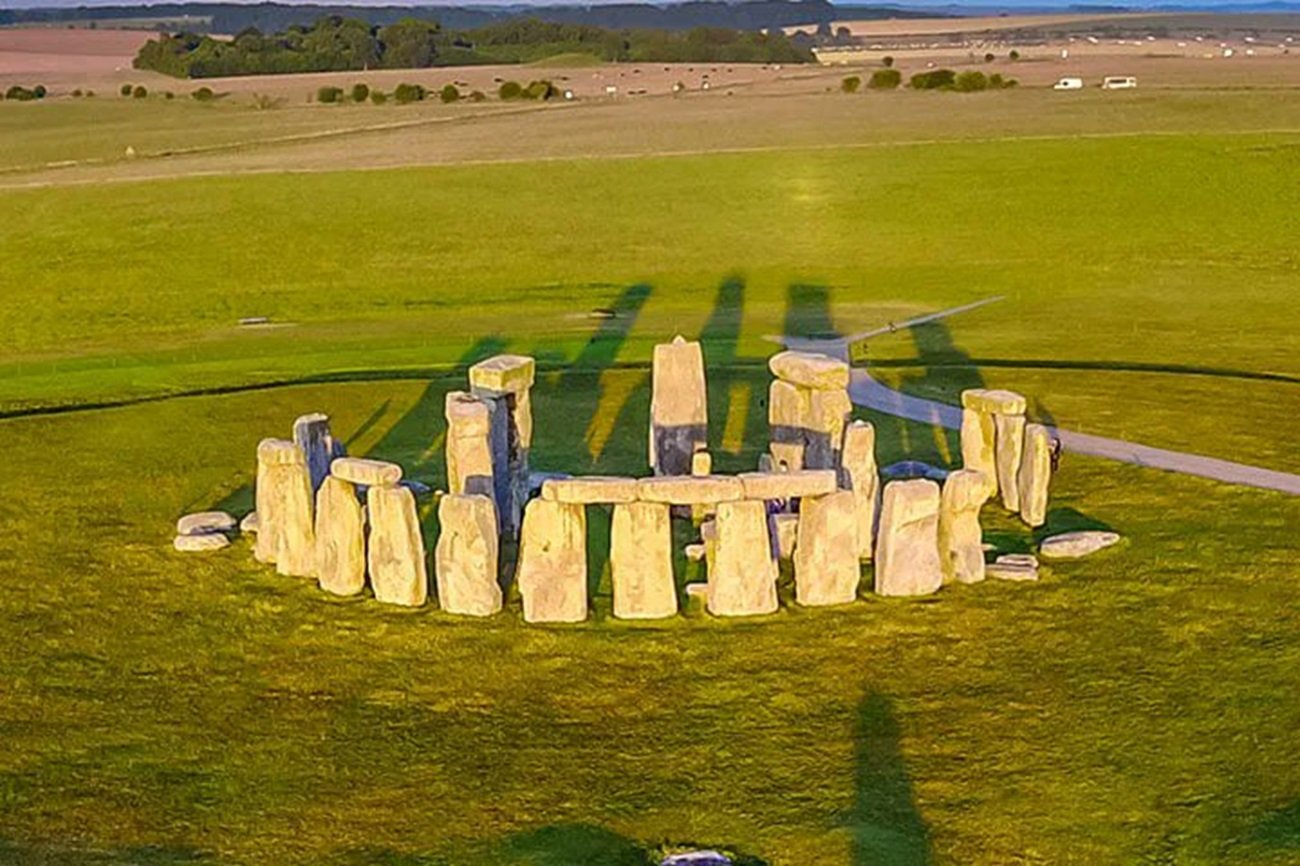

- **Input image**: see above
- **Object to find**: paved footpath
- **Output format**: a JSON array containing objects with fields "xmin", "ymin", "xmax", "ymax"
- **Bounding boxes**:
[{"xmin": 850, "ymin": 369, "xmax": 1300, "ymax": 496}]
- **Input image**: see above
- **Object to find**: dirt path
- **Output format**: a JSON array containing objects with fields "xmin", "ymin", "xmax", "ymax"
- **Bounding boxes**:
[{"xmin": 850, "ymin": 368, "xmax": 1300, "ymax": 495}]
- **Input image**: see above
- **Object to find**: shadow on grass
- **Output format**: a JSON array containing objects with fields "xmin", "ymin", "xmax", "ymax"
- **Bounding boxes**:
[
  {"xmin": 1250, "ymin": 800, "xmax": 1300, "ymax": 849},
  {"xmin": 851, "ymin": 693, "xmax": 933, "ymax": 866},
  {"xmin": 0, "ymin": 841, "xmax": 212, "ymax": 864},
  {"xmin": 887, "ymin": 321, "xmax": 983, "ymax": 470}
]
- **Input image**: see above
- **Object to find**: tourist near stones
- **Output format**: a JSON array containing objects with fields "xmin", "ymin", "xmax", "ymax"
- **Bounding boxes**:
[{"xmin": 172, "ymin": 343, "xmax": 1117, "ymax": 621}]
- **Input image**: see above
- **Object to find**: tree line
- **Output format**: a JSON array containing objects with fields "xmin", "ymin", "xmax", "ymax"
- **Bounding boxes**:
[{"xmin": 133, "ymin": 16, "xmax": 813, "ymax": 78}]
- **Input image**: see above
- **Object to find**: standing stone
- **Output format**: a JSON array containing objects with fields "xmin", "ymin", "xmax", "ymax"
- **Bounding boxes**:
[
  {"xmin": 650, "ymin": 336, "xmax": 708, "ymax": 476},
  {"xmin": 959, "ymin": 405, "xmax": 997, "ymax": 496},
  {"xmin": 804, "ymin": 388, "xmax": 852, "ymax": 469},
  {"xmin": 995, "ymin": 412, "xmax": 1026, "ymax": 511},
  {"xmin": 253, "ymin": 439, "xmax": 291, "ymax": 564},
  {"xmin": 794, "ymin": 491, "xmax": 860, "ymax": 606},
  {"xmin": 937, "ymin": 469, "xmax": 991, "ymax": 585},
  {"xmin": 445, "ymin": 391, "xmax": 496, "ymax": 502},
  {"xmin": 314, "ymin": 476, "xmax": 365, "ymax": 596},
  {"xmin": 874, "ymin": 479, "xmax": 942, "ymax": 597},
  {"xmin": 469, "ymin": 355, "xmax": 536, "ymax": 539},
  {"xmin": 691, "ymin": 450, "xmax": 713, "ymax": 524},
  {"xmin": 610, "ymin": 501, "xmax": 677, "ymax": 620},
  {"xmin": 708, "ymin": 500, "xmax": 779, "ymax": 617},
  {"xmin": 771, "ymin": 512, "xmax": 799, "ymax": 560},
  {"xmin": 516, "ymin": 499, "xmax": 588, "ymax": 623},
  {"xmin": 435, "ymin": 494, "xmax": 501, "ymax": 616},
  {"xmin": 840, "ymin": 420, "xmax": 879, "ymax": 560},
  {"xmin": 1018, "ymin": 423, "xmax": 1053, "ymax": 528},
  {"xmin": 768, "ymin": 379, "xmax": 809, "ymax": 471},
  {"xmin": 293, "ymin": 413, "xmax": 344, "ymax": 494},
  {"xmin": 367, "ymin": 484, "xmax": 428, "ymax": 607},
  {"xmin": 254, "ymin": 438, "xmax": 315, "ymax": 576}
]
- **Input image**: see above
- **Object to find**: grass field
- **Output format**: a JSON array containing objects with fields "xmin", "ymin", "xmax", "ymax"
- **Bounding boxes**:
[{"xmin": 0, "ymin": 64, "xmax": 1297, "ymax": 865}]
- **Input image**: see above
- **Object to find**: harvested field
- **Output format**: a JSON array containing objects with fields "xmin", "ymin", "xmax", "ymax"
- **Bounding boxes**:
[{"xmin": 0, "ymin": 27, "xmax": 154, "ymax": 78}]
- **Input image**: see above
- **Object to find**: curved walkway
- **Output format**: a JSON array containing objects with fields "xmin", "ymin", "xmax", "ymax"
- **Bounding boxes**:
[{"xmin": 850, "ymin": 368, "xmax": 1300, "ymax": 496}]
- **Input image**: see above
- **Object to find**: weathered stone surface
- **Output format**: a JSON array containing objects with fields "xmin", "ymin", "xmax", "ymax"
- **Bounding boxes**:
[
  {"xmin": 771, "ymin": 512, "xmax": 799, "ymax": 560},
  {"xmin": 253, "ymin": 441, "xmax": 289, "ymax": 563},
  {"xmin": 959, "ymin": 406, "xmax": 997, "ymax": 495},
  {"xmin": 240, "ymin": 511, "xmax": 259, "ymax": 534},
  {"xmin": 768, "ymin": 379, "xmax": 809, "ymax": 450},
  {"xmin": 610, "ymin": 502, "xmax": 677, "ymax": 619},
  {"xmin": 962, "ymin": 388, "xmax": 1027, "ymax": 416},
  {"xmin": 257, "ymin": 437, "xmax": 302, "ymax": 466},
  {"xmin": 512, "ymin": 388, "xmax": 534, "ymax": 451},
  {"xmin": 987, "ymin": 556, "xmax": 1039, "ymax": 581},
  {"xmin": 708, "ymin": 500, "xmax": 779, "ymax": 617},
  {"xmin": 254, "ymin": 440, "xmax": 315, "ymax": 576},
  {"xmin": 176, "ymin": 511, "xmax": 236, "ymax": 536},
  {"xmin": 367, "ymin": 484, "xmax": 428, "ymax": 607},
  {"xmin": 637, "ymin": 475, "xmax": 743, "ymax": 506},
  {"xmin": 805, "ymin": 388, "xmax": 852, "ymax": 468},
  {"xmin": 650, "ymin": 336, "xmax": 708, "ymax": 476},
  {"xmin": 541, "ymin": 475, "xmax": 639, "ymax": 504},
  {"xmin": 769, "ymin": 441, "xmax": 806, "ymax": 473},
  {"xmin": 445, "ymin": 390, "xmax": 493, "ymax": 435},
  {"xmin": 756, "ymin": 453, "xmax": 776, "ymax": 473},
  {"xmin": 331, "ymin": 457, "xmax": 403, "ymax": 487},
  {"xmin": 690, "ymin": 451, "xmax": 714, "ymax": 522},
  {"xmin": 769, "ymin": 350, "xmax": 850, "ymax": 390},
  {"xmin": 840, "ymin": 420, "xmax": 879, "ymax": 560},
  {"xmin": 174, "ymin": 533, "xmax": 230, "ymax": 552},
  {"xmin": 294, "ymin": 412, "xmax": 343, "ymax": 493},
  {"xmin": 516, "ymin": 499, "xmax": 588, "ymax": 623},
  {"xmin": 685, "ymin": 542, "xmax": 707, "ymax": 562},
  {"xmin": 1040, "ymin": 531, "xmax": 1121, "ymax": 559},
  {"xmin": 994, "ymin": 412, "xmax": 1026, "ymax": 511},
  {"xmin": 1018, "ymin": 423, "xmax": 1053, "ymax": 528},
  {"xmin": 739, "ymin": 469, "xmax": 837, "ymax": 501},
  {"xmin": 938, "ymin": 469, "xmax": 991, "ymax": 585},
  {"xmin": 445, "ymin": 391, "xmax": 496, "ymax": 502},
  {"xmin": 478, "ymin": 393, "xmax": 515, "ymax": 535},
  {"xmin": 660, "ymin": 852, "xmax": 733, "ymax": 866},
  {"xmin": 881, "ymin": 461, "xmax": 949, "ymax": 482},
  {"xmin": 794, "ymin": 491, "xmax": 861, "ymax": 606},
  {"xmin": 314, "ymin": 476, "xmax": 365, "ymax": 597},
  {"xmin": 468, "ymin": 353, "xmax": 535, "ymax": 396},
  {"xmin": 998, "ymin": 553, "xmax": 1039, "ymax": 567},
  {"xmin": 874, "ymin": 479, "xmax": 942, "ymax": 597},
  {"xmin": 435, "ymin": 494, "xmax": 501, "ymax": 616}
]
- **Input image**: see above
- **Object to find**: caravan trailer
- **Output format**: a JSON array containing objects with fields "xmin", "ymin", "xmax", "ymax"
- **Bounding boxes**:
[
  {"xmin": 1101, "ymin": 76, "xmax": 1138, "ymax": 90},
  {"xmin": 1053, "ymin": 77, "xmax": 1084, "ymax": 90}
]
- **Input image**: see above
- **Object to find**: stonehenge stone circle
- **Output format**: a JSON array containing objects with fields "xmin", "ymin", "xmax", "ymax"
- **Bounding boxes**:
[
  {"xmin": 840, "ymin": 420, "xmax": 880, "ymax": 560},
  {"xmin": 794, "ymin": 490, "xmax": 861, "ymax": 606},
  {"xmin": 707, "ymin": 500, "xmax": 779, "ymax": 617},
  {"xmin": 1018, "ymin": 423, "xmax": 1053, "ymax": 528},
  {"xmin": 435, "ymin": 494, "xmax": 502, "ymax": 617},
  {"xmin": 314, "ymin": 476, "xmax": 366, "ymax": 597},
  {"xmin": 766, "ymin": 350, "xmax": 852, "ymax": 471},
  {"xmin": 610, "ymin": 501, "xmax": 678, "ymax": 619},
  {"xmin": 938, "ymin": 468, "xmax": 991, "ymax": 585},
  {"xmin": 650, "ymin": 336, "xmax": 708, "ymax": 476},
  {"xmin": 367, "ymin": 484, "xmax": 428, "ymax": 607},
  {"xmin": 517, "ymin": 498, "xmax": 588, "ymax": 623},
  {"xmin": 331, "ymin": 457, "xmax": 402, "ymax": 487},
  {"xmin": 874, "ymin": 479, "xmax": 943, "ymax": 597}
]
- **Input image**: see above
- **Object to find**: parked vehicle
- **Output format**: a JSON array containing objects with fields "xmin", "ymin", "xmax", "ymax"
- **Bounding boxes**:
[
  {"xmin": 1053, "ymin": 77, "xmax": 1084, "ymax": 90},
  {"xmin": 1101, "ymin": 76, "xmax": 1138, "ymax": 89}
]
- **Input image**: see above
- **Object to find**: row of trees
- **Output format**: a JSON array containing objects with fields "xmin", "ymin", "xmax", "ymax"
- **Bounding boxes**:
[{"xmin": 134, "ymin": 15, "xmax": 812, "ymax": 78}]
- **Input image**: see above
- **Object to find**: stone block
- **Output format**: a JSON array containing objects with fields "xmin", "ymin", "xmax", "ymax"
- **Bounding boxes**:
[
  {"xmin": 367, "ymin": 484, "xmax": 428, "ymax": 607},
  {"xmin": 610, "ymin": 501, "xmax": 677, "ymax": 619},
  {"xmin": 1018, "ymin": 423, "xmax": 1053, "ymax": 528},
  {"xmin": 516, "ymin": 499, "xmax": 588, "ymax": 623},
  {"xmin": 707, "ymin": 500, "xmax": 779, "ymax": 616},
  {"xmin": 938, "ymin": 469, "xmax": 990, "ymax": 585},
  {"xmin": 174, "ymin": 534, "xmax": 229, "ymax": 552},
  {"xmin": 874, "ymin": 479, "xmax": 942, "ymax": 597},
  {"xmin": 768, "ymin": 350, "xmax": 850, "ymax": 390},
  {"xmin": 1040, "ymin": 531, "xmax": 1121, "ymax": 559},
  {"xmin": 794, "ymin": 490, "xmax": 861, "ymax": 606},
  {"xmin": 961, "ymin": 388, "xmax": 1027, "ymax": 415},
  {"xmin": 541, "ymin": 476, "xmax": 639, "ymax": 505},
  {"xmin": 176, "ymin": 511, "xmax": 236, "ymax": 536},
  {"xmin": 771, "ymin": 512, "xmax": 799, "ymax": 560},
  {"xmin": 738, "ymin": 469, "xmax": 838, "ymax": 501},
  {"xmin": 330, "ymin": 457, "xmax": 402, "ymax": 487},
  {"xmin": 468, "ymin": 354, "xmax": 535, "ymax": 396},
  {"xmin": 959, "ymin": 407, "xmax": 997, "ymax": 496},
  {"xmin": 994, "ymin": 412, "xmax": 1026, "ymax": 511},
  {"xmin": 637, "ymin": 475, "xmax": 744, "ymax": 506},
  {"xmin": 435, "ymin": 494, "xmax": 501, "ymax": 616},
  {"xmin": 293, "ymin": 412, "xmax": 342, "ymax": 493},
  {"xmin": 315, "ymin": 476, "xmax": 366, "ymax": 597},
  {"xmin": 650, "ymin": 336, "xmax": 708, "ymax": 475},
  {"xmin": 840, "ymin": 420, "xmax": 879, "ymax": 560}
]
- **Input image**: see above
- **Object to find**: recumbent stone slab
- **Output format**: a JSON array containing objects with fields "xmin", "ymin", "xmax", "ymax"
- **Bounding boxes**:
[
  {"xmin": 176, "ymin": 511, "xmax": 236, "ymax": 536},
  {"xmin": 468, "ymin": 354, "xmax": 535, "ymax": 396},
  {"xmin": 330, "ymin": 457, "xmax": 403, "ymax": 487},
  {"xmin": 637, "ymin": 475, "xmax": 743, "ymax": 506},
  {"xmin": 541, "ymin": 475, "xmax": 639, "ymax": 505},
  {"xmin": 739, "ymin": 469, "xmax": 837, "ymax": 501},
  {"xmin": 1040, "ymin": 531, "xmax": 1121, "ymax": 559}
]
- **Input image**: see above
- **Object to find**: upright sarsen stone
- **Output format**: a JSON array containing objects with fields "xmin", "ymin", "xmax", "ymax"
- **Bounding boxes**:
[
  {"xmin": 254, "ymin": 438, "xmax": 316, "ymax": 576},
  {"xmin": 959, "ymin": 404, "xmax": 997, "ymax": 496},
  {"xmin": 293, "ymin": 413, "xmax": 344, "ymax": 494},
  {"xmin": 995, "ymin": 412, "xmax": 1027, "ymax": 511},
  {"xmin": 367, "ymin": 484, "xmax": 428, "ymax": 607},
  {"xmin": 794, "ymin": 490, "xmax": 860, "ymax": 606},
  {"xmin": 314, "ymin": 476, "xmax": 366, "ymax": 596},
  {"xmin": 804, "ymin": 387, "xmax": 852, "ymax": 469},
  {"xmin": 650, "ymin": 336, "xmax": 708, "ymax": 476},
  {"xmin": 516, "ymin": 499, "xmax": 588, "ymax": 623},
  {"xmin": 768, "ymin": 379, "xmax": 809, "ymax": 471},
  {"xmin": 708, "ymin": 500, "xmax": 778, "ymax": 617},
  {"xmin": 840, "ymin": 420, "xmax": 879, "ymax": 560},
  {"xmin": 445, "ymin": 391, "xmax": 496, "ymax": 502},
  {"xmin": 435, "ymin": 494, "xmax": 501, "ymax": 616},
  {"xmin": 1018, "ymin": 423, "xmax": 1053, "ymax": 528},
  {"xmin": 610, "ymin": 501, "xmax": 677, "ymax": 620},
  {"xmin": 938, "ymin": 469, "xmax": 990, "ymax": 585},
  {"xmin": 874, "ymin": 479, "xmax": 942, "ymax": 597}
]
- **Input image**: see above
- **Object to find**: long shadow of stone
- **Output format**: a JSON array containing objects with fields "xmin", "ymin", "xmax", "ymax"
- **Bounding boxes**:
[
  {"xmin": 1249, "ymin": 800, "xmax": 1300, "ymax": 850},
  {"xmin": 0, "ymin": 840, "xmax": 212, "ymax": 864},
  {"xmin": 885, "ymin": 321, "xmax": 984, "ymax": 470},
  {"xmin": 850, "ymin": 693, "xmax": 933, "ymax": 866}
]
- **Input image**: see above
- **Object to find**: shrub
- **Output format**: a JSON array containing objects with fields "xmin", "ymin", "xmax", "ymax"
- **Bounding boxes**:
[
  {"xmin": 523, "ymin": 79, "xmax": 558, "ymax": 100},
  {"xmin": 33, "ymin": 85, "xmax": 47, "ymax": 99},
  {"xmin": 120, "ymin": 83, "xmax": 133, "ymax": 97},
  {"xmin": 440, "ymin": 83, "xmax": 460, "ymax": 103},
  {"xmin": 251, "ymin": 92, "xmax": 283, "ymax": 109},
  {"xmin": 983, "ymin": 52, "xmax": 995, "ymax": 63},
  {"xmin": 988, "ymin": 73, "xmax": 1018, "ymax": 89},
  {"xmin": 498, "ymin": 80, "xmax": 523, "ymax": 100},
  {"xmin": 867, "ymin": 68, "xmax": 902, "ymax": 90},
  {"xmin": 316, "ymin": 86, "xmax": 343, "ymax": 104},
  {"xmin": 953, "ymin": 70, "xmax": 989, "ymax": 92},
  {"xmin": 4, "ymin": 85, "xmax": 38, "ymax": 101},
  {"xmin": 71, "ymin": 88, "xmax": 83, "ymax": 97},
  {"xmin": 468, "ymin": 90, "xmax": 486, "ymax": 102},
  {"xmin": 882, "ymin": 55, "xmax": 894, "ymax": 67},
  {"xmin": 370, "ymin": 90, "xmax": 388, "ymax": 105},
  {"xmin": 1009, "ymin": 49, "xmax": 1021, "ymax": 61},
  {"xmin": 132, "ymin": 85, "xmax": 148, "ymax": 99},
  {"xmin": 910, "ymin": 69, "xmax": 955, "ymax": 90},
  {"xmin": 192, "ymin": 86, "xmax": 215, "ymax": 101},
  {"xmin": 841, "ymin": 75, "xmax": 861, "ymax": 93},
  {"xmin": 351, "ymin": 83, "xmax": 369, "ymax": 103},
  {"xmin": 163, "ymin": 90, "xmax": 175, "ymax": 100},
  {"xmin": 393, "ymin": 82, "xmax": 426, "ymax": 103}
]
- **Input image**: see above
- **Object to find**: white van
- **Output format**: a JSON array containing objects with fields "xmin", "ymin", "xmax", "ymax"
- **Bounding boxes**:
[
  {"xmin": 1101, "ymin": 76, "xmax": 1138, "ymax": 89},
  {"xmin": 1053, "ymin": 77, "xmax": 1084, "ymax": 90}
]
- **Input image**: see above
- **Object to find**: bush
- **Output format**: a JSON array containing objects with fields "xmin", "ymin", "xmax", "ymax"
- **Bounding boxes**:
[
  {"xmin": 523, "ymin": 79, "xmax": 558, "ymax": 100},
  {"xmin": 1009, "ymin": 49, "xmax": 1020, "ymax": 61},
  {"xmin": 953, "ymin": 70, "xmax": 988, "ymax": 92},
  {"xmin": 4, "ymin": 85, "xmax": 40, "ymax": 101},
  {"xmin": 498, "ymin": 80, "xmax": 523, "ymax": 100},
  {"xmin": 316, "ymin": 86, "xmax": 343, "ymax": 104},
  {"xmin": 33, "ymin": 85, "xmax": 47, "ymax": 99},
  {"xmin": 468, "ymin": 90, "xmax": 486, "ymax": 102},
  {"xmin": 393, "ymin": 82, "xmax": 426, "ymax": 103},
  {"xmin": 988, "ymin": 73, "xmax": 1018, "ymax": 89},
  {"xmin": 983, "ymin": 52, "xmax": 995, "ymax": 63},
  {"xmin": 132, "ymin": 85, "xmax": 148, "ymax": 99},
  {"xmin": 192, "ymin": 86, "xmax": 216, "ymax": 101},
  {"xmin": 440, "ymin": 83, "xmax": 460, "ymax": 103},
  {"xmin": 370, "ymin": 90, "xmax": 388, "ymax": 105},
  {"xmin": 867, "ymin": 68, "xmax": 902, "ymax": 90},
  {"xmin": 86, "ymin": 90, "xmax": 96, "ymax": 98},
  {"xmin": 882, "ymin": 55, "xmax": 894, "ymax": 67},
  {"xmin": 72, "ymin": 88, "xmax": 83, "ymax": 97},
  {"xmin": 910, "ymin": 69, "xmax": 955, "ymax": 90},
  {"xmin": 351, "ymin": 83, "xmax": 369, "ymax": 103},
  {"xmin": 840, "ymin": 75, "xmax": 861, "ymax": 94},
  {"xmin": 120, "ymin": 83, "xmax": 133, "ymax": 97},
  {"xmin": 163, "ymin": 90, "xmax": 175, "ymax": 100}
]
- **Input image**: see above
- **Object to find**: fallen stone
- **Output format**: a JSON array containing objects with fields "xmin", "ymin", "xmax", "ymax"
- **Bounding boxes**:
[
  {"xmin": 610, "ymin": 501, "xmax": 677, "ymax": 619},
  {"xmin": 994, "ymin": 412, "xmax": 1026, "ymax": 511},
  {"xmin": 638, "ymin": 475, "xmax": 744, "ymax": 506},
  {"xmin": 293, "ymin": 412, "xmax": 341, "ymax": 493},
  {"xmin": 314, "ymin": 476, "xmax": 366, "ymax": 597},
  {"xmin": 874, "ymin": 479, "xmax": 942, "ymax": 597},
  {"xmin": 468, "ymin": 353, "xmax": 535, "ymax": 397},
  {"xmin": 840, "ymin": 420, "xmax": 879, "ymax": 560},
  {"xmin": 435, "ymin": 494, "xmax": 501, "ymax": 616},
  {"xmin": 516, "ymin": 499, "xmax": 588, "ymax": 623},
  {"xmin": 650, "ymin": 336, "xmax": 708, "ymax": 475},
  {"xmin": 959, "ymin": 405, "xmax": 997, "ymax": 496},
  {"xmin": 938, "ymin": 468, "xmax": 991, "ymax": 585},
  {"xmin": 176, "ymin": 511, "xmax": 236, "ymax": 537},
  {"xmin": 173, "ymin": 533, "xmax": 230, "ymax": 552},
  {"xmin": 367, "ymin": 484, "xmax": 428, "ymax": 607},
  {"xmin": 1040, "ymin": 531, "xmax": 1122, "ymax": 559},
  {"xmin": 542, "ymin": 475, "xmax": 639, "ymax": 505},
  {"xmin": 962, "ymin": 388, "xmax": 1027, "ymax": 416},
  {"xmin": 768, "ymin": 350, "xmax": 850, "ymax": 390},
  {"xmin": 660, "ymin": 852, "xmax": 733, "ymax": 866},
  {"xmin": 331, "ymin": 457, "xmax": 402, "ymax": 487},
  {"xmin": 794, "ymin": 491, "xmax": 861, "ymax": 606},
  {"xmin": 708, "ymin": 500, "xmax": 779, "ymax": 616},
  {"xmin": 997, "ymin": 553, "xmax": 1039, "ymax": 568},
  {"xmin": 240, "ymin": 511, "xmax": 259, "ymax": 534},
  {"xmin": 739, "ymin": 469, "xmax": 837, "ymax": 501},
  {"xmin": 987, "ymin": 558, "xmax": 1039, "ymax": 581},
  {"xmin": 771, "ymin": 512, "xmax": 799, "ymax": 560},
  {"xmin": 1018, "ymin": 423, "xmax": 1053, "ymax": 528},
  {"xmin": 881, "ymin": 460, "xmax": 949, "ymax": 482}
]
